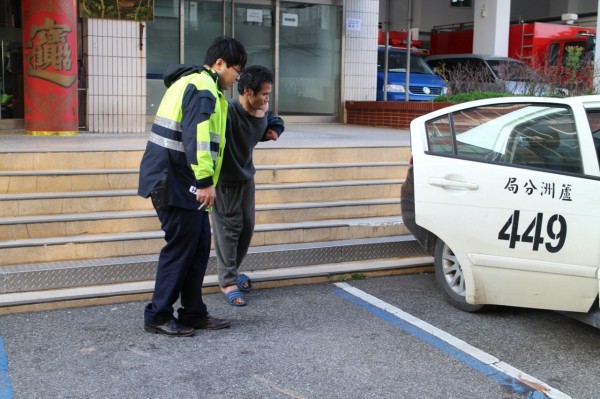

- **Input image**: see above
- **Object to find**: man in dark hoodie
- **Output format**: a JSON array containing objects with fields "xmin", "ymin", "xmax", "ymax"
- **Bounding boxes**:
[
  {"xmin": 211, "ymin": 65, "xmax": 284, "ymax": 306},
  {"xmin": 138, "ymin": 36, "xmax": 246, "ymax": 336}
]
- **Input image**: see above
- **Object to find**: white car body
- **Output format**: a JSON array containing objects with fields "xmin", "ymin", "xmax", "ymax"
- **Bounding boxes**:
[{"xmin": 409, "ymin": 96, "xmax": 600, "ymax": 319}]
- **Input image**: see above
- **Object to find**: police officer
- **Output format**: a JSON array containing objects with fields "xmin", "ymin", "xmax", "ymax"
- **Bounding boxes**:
[{"xmin": 138, "ymin": 36, "xmax": 247, "ymax": 336}]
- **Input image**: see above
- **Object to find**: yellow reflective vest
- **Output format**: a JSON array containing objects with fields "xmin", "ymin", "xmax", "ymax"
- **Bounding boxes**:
[{"xmin": 138, "ymin": 65, "xmax": 227, "ymax": 209}]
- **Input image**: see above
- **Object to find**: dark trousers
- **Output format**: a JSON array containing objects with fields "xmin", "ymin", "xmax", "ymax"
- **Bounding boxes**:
[
  {"xmin": 144, "ymin": 206, "xmax": 210, "ymax": 326},
  {"xmin": 212, "ymin": 178, "xmax": 255, "ymax": 288}
]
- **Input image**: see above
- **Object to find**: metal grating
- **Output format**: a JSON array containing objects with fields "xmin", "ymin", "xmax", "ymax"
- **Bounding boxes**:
[{"xmin": 0, "ymin": 237, "xmax": 428, "ymax": 294}]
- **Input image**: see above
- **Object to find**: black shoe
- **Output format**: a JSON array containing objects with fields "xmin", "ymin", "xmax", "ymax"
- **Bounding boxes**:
[
  {"xmin": 187, "ymin": 316, "xmax": 231, "ymax": 330},
  {"xmin": 144, "ymin": 320, "xmax": 195, "ymax": 337}
]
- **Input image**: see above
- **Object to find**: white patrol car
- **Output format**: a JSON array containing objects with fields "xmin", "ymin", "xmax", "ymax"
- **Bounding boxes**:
[{"xmin": 402, "ymin": 95, "xmax": 600, "ymax": 327}]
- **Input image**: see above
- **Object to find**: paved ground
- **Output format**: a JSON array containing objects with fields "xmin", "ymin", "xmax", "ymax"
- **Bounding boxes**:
[
  {"xmin": 1, "ymin": 273, "xmax": 600, "ymax": 399},
  {"xmin": 0, "ymin": 123, "xmax": 409, "ymax": 153}
]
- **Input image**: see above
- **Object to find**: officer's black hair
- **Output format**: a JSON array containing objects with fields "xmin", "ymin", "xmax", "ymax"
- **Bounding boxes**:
[
  {"xmin": 237, "ymin": 65, "xmax": 273, "ymax": 95},
  {"xmin": 204, "ymin": 36, "xmax": 247, "ymax": 70}
]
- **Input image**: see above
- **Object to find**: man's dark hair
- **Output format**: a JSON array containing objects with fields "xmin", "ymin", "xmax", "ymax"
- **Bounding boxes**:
[
  {"xmin": 204, "ymin": 36, "xmax": 247, "ymax": 69},
  {"xmin": 237, "ymin": 65, "xmax": 273, "ymax": 95}
]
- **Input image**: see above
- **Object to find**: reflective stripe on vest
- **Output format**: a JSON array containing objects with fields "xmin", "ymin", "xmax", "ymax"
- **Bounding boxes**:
[
  {"xmin": 148, "ymin": 132, "xmax": 184, "ymax": 152},
  {"xmin": 154, "ymin": 115, "xmax": 181, "ymax": 132}
]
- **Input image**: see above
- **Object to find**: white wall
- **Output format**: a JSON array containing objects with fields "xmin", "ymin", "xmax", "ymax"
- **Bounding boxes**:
[
  {"xmin": 472, "ymin": 0, "xmax": 511, "ymax": 56},
  {"xmin": 83, "ymin": 19, "xmax": 147, "ymax": 133},
  {"xmin": 343, "ymin": 0, "xmax": 379, "ymax": 103}
]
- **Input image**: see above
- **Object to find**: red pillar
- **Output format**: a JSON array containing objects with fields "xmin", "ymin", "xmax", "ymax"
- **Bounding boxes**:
[{"xmin": 22, "ymin": 0, "xmax": 78, "ymax": 135}]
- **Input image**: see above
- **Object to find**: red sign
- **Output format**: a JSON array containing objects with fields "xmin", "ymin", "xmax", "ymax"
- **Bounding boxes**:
[{"xmin": 22, "ymin": 0, "xmax": 78, "ymax": 134}]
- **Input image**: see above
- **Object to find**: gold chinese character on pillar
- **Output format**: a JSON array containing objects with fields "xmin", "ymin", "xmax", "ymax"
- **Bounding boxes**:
[{"xmin": 25, "ymin": 17, "xmax": 75, "ymax": 88}]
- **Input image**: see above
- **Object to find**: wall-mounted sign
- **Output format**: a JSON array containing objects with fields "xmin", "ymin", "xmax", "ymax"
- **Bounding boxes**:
[
  {"xmin": 247, "ymin": 9, "xmax": 263, "ymax": 23},
  {"xmin": 79, "ymin": 0, "xmax": 154, "ymax": 21},
  {"xmin": 346, "ymin": 18, "xmax": 361, "ymax": 31},
  {"xmin": 282, "ymin": 13, "xmax": 298, "ymax": 27}
]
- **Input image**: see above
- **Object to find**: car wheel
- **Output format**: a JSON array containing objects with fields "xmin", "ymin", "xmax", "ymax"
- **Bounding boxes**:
[{"xmin": 434, "ymin": 238, "xmax": 485, "ymax": 313}]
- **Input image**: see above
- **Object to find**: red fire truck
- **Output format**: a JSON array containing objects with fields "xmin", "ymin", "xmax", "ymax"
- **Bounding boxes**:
[{"xmin": 429, "ymin": 21, "xmax": 595, "ymax": 68}]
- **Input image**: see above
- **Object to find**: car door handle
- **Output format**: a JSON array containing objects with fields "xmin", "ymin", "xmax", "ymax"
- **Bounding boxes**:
[{"xmin": 429, "ymin": 177, "xmax": 479, "ymax": 190}]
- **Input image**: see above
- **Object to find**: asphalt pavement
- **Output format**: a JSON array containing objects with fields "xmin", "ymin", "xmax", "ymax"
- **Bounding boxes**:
[{"xmin": 1, "ymin": 273, "xmax": 599, "ymax": 399}]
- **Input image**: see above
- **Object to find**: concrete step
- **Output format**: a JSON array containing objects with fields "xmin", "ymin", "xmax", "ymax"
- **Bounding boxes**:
[
  {"xmin": 0, "ymin": 179, "xmax": 401, "ymax": 217},
  {"xmin": 256, "ymin": 179, "xmax": 402, "ymax": 204},
  {"xmin": 0, "ymin": 235, "xmax": 427, "ymax": 296},
  {"xmin": 0, "ymin": 210, "xmax": 159, "ymax": 240},
  {"xmin": 0, "ymin": 147, "xmax": 411, "ymax": 171},
  {"xmin": 0, "ymin": 190, "xmax": 152, "ymax": 217},
  {"xmin": 254, "ymin": 147, "xmax": 411, "ymax": 165},
  {"xmin": 0, "ymin": 169, "xmax": 139, "ymax": 193},
  {"xmin": 0, "ymin": 214, "xmax": 405, "ymax": 266},
  {"xmin": 0, "ymin": 163, "xmax": 408, "ymax": 193},
  {"xmin": 254, "ymin": 199, "xmax": 400, "ymax": 224},
  {"xmin": 0, "ymin": 150, "xmax": 144, "ymax": 171},
  {"xmin": 255, "ymin": 162, "xmax": 408, "ymax": 184}
]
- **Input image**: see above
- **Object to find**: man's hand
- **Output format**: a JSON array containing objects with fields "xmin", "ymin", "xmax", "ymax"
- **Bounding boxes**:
[
  {"xmin": 196, "ymin": 186, "xmax": 216, "ymax": 208},
  {"xmin": 263, "ymin": 129, "xmax": 279, "ymax": 141}
]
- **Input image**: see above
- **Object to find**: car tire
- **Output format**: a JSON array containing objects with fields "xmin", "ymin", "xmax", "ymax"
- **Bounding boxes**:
[{"xmin": 434, "ymin": 238, "xmax": 485, "ymax": 313}]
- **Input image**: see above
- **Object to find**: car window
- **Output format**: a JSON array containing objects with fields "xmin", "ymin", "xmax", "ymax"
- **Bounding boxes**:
[
  {"xmin": 377, "ymin": 51, "xmax": 434, "ymax": 74},
  {"xmin": 428, "ymin": 58, "xmax": 495, "ymax": 83},
  {"xmin": 426, "ymin": 115, "xmax": 454, "ymax": 154},
  {"xmin": 425, "ymin": 103, "xmax": 584, "ymax": 174},
  {"xmin": 562, "ymin": 42, "xmax": 590, "ymax": 66},
  {"xmin": 585, "ymin": 110, "xmax": 600, "ymax": 166},
  {"xmin": 486, "ymin": 60, "xmax": 540, "ymax": 82},
  {"xmin": 547, "ymin": 43, "xmax": 560, "ymax": 66}
]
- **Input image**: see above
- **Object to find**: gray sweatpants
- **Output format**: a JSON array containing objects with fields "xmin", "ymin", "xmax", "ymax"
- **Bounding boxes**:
[{"xmin": 212, "ymin": 178, "xmax": 255, "ymax": 288}]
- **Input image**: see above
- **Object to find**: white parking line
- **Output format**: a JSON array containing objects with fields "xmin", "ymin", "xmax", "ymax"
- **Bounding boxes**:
[{"xmin": 334, "ymin": 282, "xmax": 570, "ymax": 399}]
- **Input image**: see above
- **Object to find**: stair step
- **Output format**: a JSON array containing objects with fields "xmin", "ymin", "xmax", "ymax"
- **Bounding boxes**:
[
  {"xmin": 255, "ymin": 162, "xmax": 408, "ymax": 184},
  {"xmin": 0, "ymin": 162, "xmax": 408, "ymax": 193},
  {"xmin": 254, "ymin": 147, "xmax": 411, "ymax": 165},
  {"xmin": 257, "ymin": 179, "xmax": 402, "ymax": 204},
  {"xmin": 0, "ymin": 197, "xmax": 405, "ymax": 239},
  {"xmin": 0, "ymin": 214, "xmax": 406, "ymax": 265},
  {"xmin": 0, "ymin": 190, "xmax": 152, "ymax": 217},
  {"xmin": 0, "ymin": 236, "xmax": 428, "ymax": 295},
  {"xmin": 0, "ymin": 147, "xmax": 411, "ymax": 171},
  {"xmin": 0, "ymin": 210, "xmax": 159, "ymax": 240},
  {"xmin": 0, "ymin": 178, "xmax": 402, "ymax": 217},
  {"xmin": 0, "ymin": 256, "xmax": 434, "ymax": 308},
  {"xmin": 255, "ymin": 198, "xmax": 400, "ymax": 224},
  {"xmin": 0, "ymin": 169, "xmax": 138, "ymax": 193},
  {"xmin": 0, "ymin": 150, "xmax": 144, "ymax": 171}
]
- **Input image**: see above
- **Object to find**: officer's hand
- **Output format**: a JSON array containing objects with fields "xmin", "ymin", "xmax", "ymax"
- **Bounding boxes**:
[{"xmin": 196, "ymin": 186, "xmax": 216, "ymax": 208}]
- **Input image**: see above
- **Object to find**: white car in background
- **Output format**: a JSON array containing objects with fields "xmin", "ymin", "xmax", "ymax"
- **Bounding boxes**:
[{"xmin": 402, "ymin": 95, "xmax": 600, "ymax": 327}]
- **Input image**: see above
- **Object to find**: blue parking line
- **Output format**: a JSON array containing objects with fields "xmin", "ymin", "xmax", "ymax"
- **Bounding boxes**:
[
  {"xmin": 334, "ymin": 287, "xmax": 551, "ymax": 399},
  {"xmin": 0, "ymin": 337, "xmax": 12, "ymax": 399}
]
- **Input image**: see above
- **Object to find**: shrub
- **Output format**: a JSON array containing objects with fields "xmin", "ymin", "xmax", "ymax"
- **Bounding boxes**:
[{"xmin": 433, "ymin": 91, "xmax": 513, "ymax": 103}]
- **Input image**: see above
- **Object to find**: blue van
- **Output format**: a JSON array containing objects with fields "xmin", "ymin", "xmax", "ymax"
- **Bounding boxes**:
[{"xmin": 377, "ymin": 46, "xmax": 447, "ymax": 101}]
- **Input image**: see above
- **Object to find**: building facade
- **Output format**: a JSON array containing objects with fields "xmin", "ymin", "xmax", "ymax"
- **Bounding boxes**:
[
  {"xmin": 0, "ymin": 0, "xmax": 379, "ymax": 133},
  {"xmin": 3, "ymin": 0, "xmax": 595, "ymax": 134}
]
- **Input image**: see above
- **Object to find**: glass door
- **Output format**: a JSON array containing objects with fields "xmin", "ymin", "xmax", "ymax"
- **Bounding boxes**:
[
  {"xmin": 279, "ymin": 2, "xmax": 341, "ymax": 116},
  {"xmin": 146, "ymin": 1, "xmax": 341, "ymax": 118},
  {"xmin": 228, "ymin": 1, "xmax": 275, "ymax": 73},
  {"xmin": 0, "ymin": 0, "xmax": 24, "ymax": 127},
  {"xmin": 184, "ymin": 0, "xmax": 275, "ymax": 99}
]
